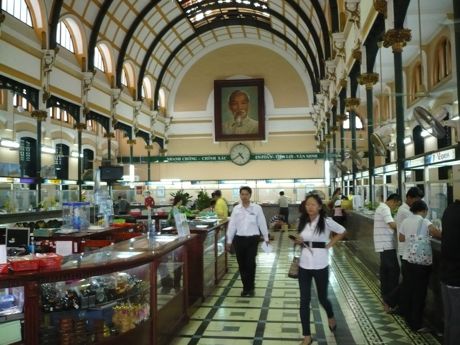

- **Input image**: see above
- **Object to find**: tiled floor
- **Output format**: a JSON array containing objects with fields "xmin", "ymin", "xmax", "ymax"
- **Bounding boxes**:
[{"xmin": 171, "ymin": 231, "xmax": 441, "ymax": 345}]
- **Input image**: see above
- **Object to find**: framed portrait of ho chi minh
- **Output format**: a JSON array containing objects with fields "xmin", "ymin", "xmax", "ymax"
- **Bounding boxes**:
[{"xmin": 214, "ymin": 78, "xmax": 265, "ymax": 142}]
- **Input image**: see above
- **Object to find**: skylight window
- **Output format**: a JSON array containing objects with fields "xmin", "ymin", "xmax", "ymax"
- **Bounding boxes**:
[{"xmin": 178, "ymin": 0, "xmax": 270, "ymax": 29}]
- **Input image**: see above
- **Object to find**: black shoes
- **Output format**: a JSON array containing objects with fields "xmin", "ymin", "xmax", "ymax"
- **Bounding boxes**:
[{"xmin": 240, "ymin": 289, "xmax": 255, "ymax": 297}]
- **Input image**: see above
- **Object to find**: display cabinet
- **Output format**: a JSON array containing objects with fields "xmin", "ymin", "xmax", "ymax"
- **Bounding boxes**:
[
  {"xmin": 0, "ymin": 234, "xmax": 194, "ymax": 345},
  {"xmin": 187, "ymin": 220, "xmax": 228, "ymax": 306},
  {"xmin": 0, "ymin": 285, "xmax": 24, "ymax": 344}
]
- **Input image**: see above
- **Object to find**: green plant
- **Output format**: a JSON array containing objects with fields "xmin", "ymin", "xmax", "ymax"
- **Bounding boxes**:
[
  {"xmin": 195, "ymin": 190, "xmax": 212, "ymax": 210},
  {"xmin": 170, "ymin": 189, "xmax": 192, "ymax": 207}
]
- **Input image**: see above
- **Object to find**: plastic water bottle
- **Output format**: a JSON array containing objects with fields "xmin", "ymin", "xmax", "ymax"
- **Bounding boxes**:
[{"xmin": 29, "ymin": 236, "xmax": 35, "ymax": 254}]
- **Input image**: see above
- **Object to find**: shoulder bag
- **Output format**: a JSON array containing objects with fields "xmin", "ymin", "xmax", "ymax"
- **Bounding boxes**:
[
  {"xmin": 288, "ymin": 243, "xmax": 300, "ymax": 278},
  {"xmin": 405, "ymin": 219, "xmax": 432, "ymax": 266}
]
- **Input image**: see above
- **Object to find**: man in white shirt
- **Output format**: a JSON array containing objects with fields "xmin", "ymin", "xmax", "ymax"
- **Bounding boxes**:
[
  {"xmin": 373, "ymin": 193, "xmax": 401, "ymax": 312},
  {"xmin": 226, "ymin": 186, "xmax": 270, "ymax": 297},
  {"xmin": 278, "ymin": 191, "xmax": 289, "ymax": 225}
]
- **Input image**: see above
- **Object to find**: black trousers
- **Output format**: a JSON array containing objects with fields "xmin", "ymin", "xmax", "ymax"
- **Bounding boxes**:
[
  {"xmin": 279, "ymin": 207, "xmax": 289, "ymax": 224},
  {"xmin": 379, "ymin": 249, "xmax": 400, "ymax": 307},
  {"xmin": 298, "ymin": 266, "xmax": 334, "ymax": 336},
  {"xmin": 400, "ymin": 262, "xmax": 431, "ymax": 330},
  {"xmin": 233, "ymin": 235, "xmax": 260, "ymax": 292}
]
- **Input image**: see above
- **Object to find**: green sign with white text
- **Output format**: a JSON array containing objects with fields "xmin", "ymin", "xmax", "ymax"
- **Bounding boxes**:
[{"xmin": 118, "ymin": 152, "xmax": 328, "ymax": 164}]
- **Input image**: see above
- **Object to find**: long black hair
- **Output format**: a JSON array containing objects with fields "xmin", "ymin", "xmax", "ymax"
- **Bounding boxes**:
[{"xmin": 297, "ymin": 193, "xmax": 327, "ymax": 234}]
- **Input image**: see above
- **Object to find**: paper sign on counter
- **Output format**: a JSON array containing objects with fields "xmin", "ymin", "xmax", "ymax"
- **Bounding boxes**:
[{"xmin": 56, "ymin": 241, "xmax": 73, "ymax": 256}]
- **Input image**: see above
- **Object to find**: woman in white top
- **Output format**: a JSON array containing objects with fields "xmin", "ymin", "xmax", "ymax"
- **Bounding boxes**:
[
  {"xmin": 291, "ymin": 193, "xmax": 346, "ymax": 345},
  {"xmin": 399, "ymin": 200, "xmax": 441, "ymax": 332}
]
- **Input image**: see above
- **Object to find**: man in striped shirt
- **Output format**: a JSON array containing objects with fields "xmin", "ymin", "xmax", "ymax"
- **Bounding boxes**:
[{"xmin": 373, "ymin": 193, "xmax": 401, "ymax": 312}]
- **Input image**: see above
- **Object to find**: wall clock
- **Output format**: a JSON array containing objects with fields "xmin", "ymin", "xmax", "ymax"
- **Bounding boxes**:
[{"xmin": 229, "ymin": 143, "xmax": 251, "ymax": 166}]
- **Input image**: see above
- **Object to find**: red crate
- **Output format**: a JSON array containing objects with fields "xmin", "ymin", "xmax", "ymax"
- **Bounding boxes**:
[
  {"xmin": 36, "ymin": 253, "xmax": 63, "ymax": 271},
  {"xmin": 8, "ymin": 256, "xmax": 39, "ymax": 272},
  {"xmin": 0, "ymin": 263, "xmax": 8, "ymax": 274}
]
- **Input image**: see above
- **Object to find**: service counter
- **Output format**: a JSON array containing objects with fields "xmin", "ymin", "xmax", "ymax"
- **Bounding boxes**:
[
  {"xmin": 133, "ymin": 219, "xmax": 229, "ymax": 306},
  {"xmin": 0, "ymin": 234, "xmax": 195, "ymax": 345},
  {"xmin": 346, "ymin": 211, "xmax": 443, "ymax": 333}
]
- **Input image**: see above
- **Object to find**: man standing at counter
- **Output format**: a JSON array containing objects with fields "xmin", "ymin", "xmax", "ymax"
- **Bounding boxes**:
[
  {"xmin": 373, "ymin": 193, "xmax": 401, "ymax": 313},
  {"xmin": 226, "ymin": 186, "xmax": 270, "ymax": 297},
  {"xmin": 440, "ymin": 199, "xmax": 460, "ymax": 345},
  {"xmin": 278, "ymin": 191, "xmax": 289, "ymax": 226},
  {"xmin": 214, "ymin": 190, "xmax": 228, "ymax": 219}
]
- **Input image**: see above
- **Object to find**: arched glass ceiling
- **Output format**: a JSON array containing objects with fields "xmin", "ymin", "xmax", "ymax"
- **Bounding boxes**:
[{"xmin": 178, "ymin": 0, "xmax": 270, "ymax": 27}]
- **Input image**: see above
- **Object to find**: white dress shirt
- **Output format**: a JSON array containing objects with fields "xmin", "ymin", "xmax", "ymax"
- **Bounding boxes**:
[
  {"xmin": 298, "ymin": 217, "xmax": 345, "ymax": 270},
  {"xmin": 227, "ymin": 202, "xmax": 269, "ymax": 243},
  {"xmin": 373, "ymin": 202, "xmax": 396, "ymax": 252},
  {"xmin": 395, "ymin": 202, "xmax": 412, "ymax": 256}
]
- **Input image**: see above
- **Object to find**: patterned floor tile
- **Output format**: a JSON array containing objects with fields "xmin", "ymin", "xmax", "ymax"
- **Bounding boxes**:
[{"xmin": 170, "ymin": 232, "xmax": 441, "ymax": 345}]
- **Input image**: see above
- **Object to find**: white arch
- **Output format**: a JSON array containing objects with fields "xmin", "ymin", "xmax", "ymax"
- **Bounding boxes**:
[
  {"xmin": 168, "ymin": 38, "xmax": 313, "ymax": 112},
  {"xmin": 143, "ymin": 76, "xmax": 154, "ymax": 100},
  {"xmin": 97, "ymin": 40, "xmax": 114, "ymax": 74},
  {"xmin": 123, "ymin": 61, "xmax": 136, "ymax": 89},
  {"xmin": 59, "ymin": 14, "xmax": 86, "ymax": 56}
]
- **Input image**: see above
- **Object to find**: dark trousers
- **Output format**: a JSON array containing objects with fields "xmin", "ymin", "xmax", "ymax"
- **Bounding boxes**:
[
  {"xmin": 298, "ymin": 266, "xmax": 334, "ymax": 336},
  {"xmin": 233, "ymin": 235, "xmax": 260, "ymax": 292},
  {"xmin": 379, "ymin": 249, "xmax": 400, "ymax": 307},
  {"xmin": 280, "ymin": 207, "xmax": 289, "ymax": 224},
  {"xmin": 399, "ymin": 262, "xmax": 431, "ymax": 330},
  {"xmin": 441, "ymin": 282, "xmax": 460, "ymax": 345}
]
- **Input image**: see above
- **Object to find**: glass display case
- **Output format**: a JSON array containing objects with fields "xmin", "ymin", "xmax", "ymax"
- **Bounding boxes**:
[
  {"xmin": 0, "ymin": 286, "xmax": 24, "ymax": 345},
  {"xmin": 202, "ymin": 230, "xmax": 215, "ymax": 297},
  {"xmin": 0, "ymin": 234, "xmax": 193, "ymax": 345},
  {"xmin": 39, "ymin": 262, "xmax": 151, "ymax": 344}
]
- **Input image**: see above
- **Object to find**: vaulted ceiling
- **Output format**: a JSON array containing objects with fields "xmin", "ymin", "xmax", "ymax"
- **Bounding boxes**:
[{"xmin": 51, "ymin": 0, "xmax": 339, "ymax": 108}]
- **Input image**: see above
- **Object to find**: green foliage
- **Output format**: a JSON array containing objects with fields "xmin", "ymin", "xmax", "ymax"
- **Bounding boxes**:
[
  {"xmin": 170, "ymin": 189, "xmax": 192, "ymax": 207},
  {"xmin": 195, "ymin": 190, "xmax": 212, "ymax": 210}
]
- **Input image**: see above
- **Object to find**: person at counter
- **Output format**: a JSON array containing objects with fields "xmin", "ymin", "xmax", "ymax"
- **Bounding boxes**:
[
  {"xmin": 116, "ymin": 195, "xmax": 130, "ymax": 215},
  {"xmin": 214, "ymin": 190, "xmax": 228, "ymax": 219},
  {"xmin": 144, "ymin": 191, "xmax": 155, "ymax": 209},
  {"xmin": 373, "ymin": 193, "xmax": 401, "ymax": 313},
  {"xmin": 278, "ymin": 191, "xmax": 289, "ymax": 226},
  {"xmin": 440, "ymin": 199, "xmax": 460, "ymax": 345},
  {"xmin": 226, "ymin": 186, "xmax": 269, "ymax": 297},
  {"xmin": 398, "ymin": 200, "xmax": 441, "ymax": 332}
]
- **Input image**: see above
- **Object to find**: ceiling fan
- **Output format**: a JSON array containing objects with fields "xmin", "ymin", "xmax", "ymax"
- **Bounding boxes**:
[
  {"xmin": 349, "ymin": 149, "xmax": 367, "ymax": 170},
  {"xmin": 370, "ymin": 124, "xmax": 394, "ymax": 156},
  {"xmin": 413, "ymin": 106, "xmax": 460, "ymax": 141}
]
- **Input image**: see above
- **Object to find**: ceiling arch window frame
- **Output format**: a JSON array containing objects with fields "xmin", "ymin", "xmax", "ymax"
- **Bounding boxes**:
[
  {"xmin": 433, "ymin": 36, "xmax": 452, "ymax": 85},
  {"xmin": 93, "ymin": 45, "xmax": 105, "ymax": 72},
  {"xmin": 56, "ymin": 20, "xmax": 75, "ymax": 53},
  {"xmin": 151, "ymin": 21, "xmax": 318, "ymax": 109},
  {"xmin": 1, "ymin": 0, "xmax": 33, "ymax": 27}
]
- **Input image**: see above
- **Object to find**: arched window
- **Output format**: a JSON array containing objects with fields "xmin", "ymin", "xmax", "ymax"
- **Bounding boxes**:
[
  {"xmin": 434, "ymin": 38, "xmax": 452, "ymax": 84},
  {"xmin": 121, "ymin": 69, "xmax": 128, "ymax": 87},
  {"xmin": 1, "ymin": 0, "xmax": 32, "ymax": 26},
  {"xmin": 343, "ymin": 112, "xmax": 363, "ymax": 130},
  {"xmin": 94, "ymin": 46, "xmax": 105, "ymax": 71},
  {"xmin": 56, "ymin": 21, "xmax": 74, "ymax": 52},
  {"xmin": 142, "ymin": 78, "xmax": 151, "ymax": 100},
  {"xmin": 409, "ymin": 62, "xmax": 423, "ymax": 103}
]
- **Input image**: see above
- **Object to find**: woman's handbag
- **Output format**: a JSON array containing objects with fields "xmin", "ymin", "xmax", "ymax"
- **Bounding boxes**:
[
  {"xmin": 405, "ymin": 219, "xmax": 432, "ymax": 266},
  {"xmin": 287, "ymin": 244, "xmax": 300, "ymax": 278}
]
